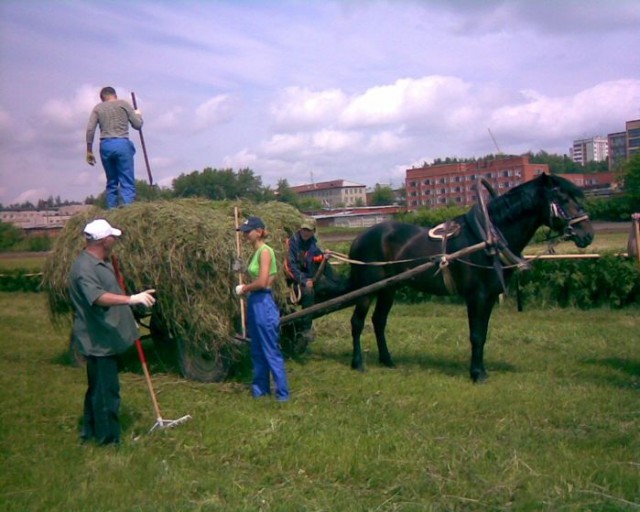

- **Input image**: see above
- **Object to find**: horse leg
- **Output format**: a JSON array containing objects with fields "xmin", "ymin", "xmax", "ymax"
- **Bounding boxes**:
[
  {"xmin": 371, "ymin": 288, "xmax": 396, "ymax": 368},
  {"xmin": 466, "ymin": 296, "xmax": 496, "ymax": 383},
  {"xmin": 350, "ymin": 297, "xmax": 371, "ymax": 372}
]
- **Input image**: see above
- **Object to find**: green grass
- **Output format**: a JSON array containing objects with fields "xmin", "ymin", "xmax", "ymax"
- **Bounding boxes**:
[
  {"xmin": 1, "ymin": 293, "xmax": 638, "ymax": 511},
  {"xmin": 0, "ymin": 253, "xmax": 48, "ymax": 271},
  {"xmin": 528, "ymin": 231, "xmax": 630, "ymax": 255}
]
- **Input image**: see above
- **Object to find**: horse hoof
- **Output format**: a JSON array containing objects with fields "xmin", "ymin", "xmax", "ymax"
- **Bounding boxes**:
[
  {"xmin": 471, "ymin": 372, "xmax": 488, "ymax": 383},
  {"xmin": 351, "ymin": 361, "xmax": 365, "ymax": 372},
  {"xmin": 381, "ymin": 360, "xmax": 395, "ymax": 368}
]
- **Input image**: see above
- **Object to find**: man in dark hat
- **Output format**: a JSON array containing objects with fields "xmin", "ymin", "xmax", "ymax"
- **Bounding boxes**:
[{"xmin": 284, "ymin": 217, "xmax": 334, "ymax": 346}]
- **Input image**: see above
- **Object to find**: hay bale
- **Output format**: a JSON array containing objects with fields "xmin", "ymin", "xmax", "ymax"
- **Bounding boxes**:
[{"xmin": 42, "ymin": 199, "xmax": 304, "ymax": 381}]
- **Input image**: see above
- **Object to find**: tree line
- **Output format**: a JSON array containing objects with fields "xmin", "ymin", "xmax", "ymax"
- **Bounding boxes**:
[{"xmin": 0, "ymin": 151, "xmax": 628, "ymax": 213}]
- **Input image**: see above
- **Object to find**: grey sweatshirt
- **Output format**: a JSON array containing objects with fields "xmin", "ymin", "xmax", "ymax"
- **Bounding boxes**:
[{"xmin": 86, "ymin": 99, "xmax": 143, "ymax": 143}]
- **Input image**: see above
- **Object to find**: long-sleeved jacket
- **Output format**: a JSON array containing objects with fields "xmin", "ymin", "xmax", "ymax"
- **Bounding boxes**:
[{"xmin": 284, "ymin": 232, "xmax": 324, "ymax": 284}]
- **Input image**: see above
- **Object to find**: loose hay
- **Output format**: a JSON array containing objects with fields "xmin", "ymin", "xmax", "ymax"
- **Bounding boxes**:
[{"xmin": 42, "ymin": 199, "xmax": 304, "ymax": 379}]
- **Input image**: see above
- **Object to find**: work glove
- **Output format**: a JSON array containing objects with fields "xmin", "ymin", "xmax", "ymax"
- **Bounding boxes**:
[
  {"xmin": 235, "ymin": 284, "xmax": 245, "ymax": 296},
  {"xmin": 86, "ymin": 152, "xmax": 96, "ymax": 166},
  {"xmin": 128, "ymin": 289, "xmax": 156, "ymax": 307}
]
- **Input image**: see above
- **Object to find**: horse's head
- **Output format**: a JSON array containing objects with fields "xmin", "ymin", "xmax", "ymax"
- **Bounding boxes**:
[{"xmin": 545, "ymin": 175, "xmax": 594, "ymax": 248}]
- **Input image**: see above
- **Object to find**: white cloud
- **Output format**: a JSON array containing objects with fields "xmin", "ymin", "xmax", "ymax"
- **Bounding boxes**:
[
  {"xmin": 340, "ymin": 76, "xmax": 472, "ymax": 128},
  {"xmin": 311, "ymin": 129, "xmax": 362, "ymax": 153},
  {"xmin": 490, "ymin": 79, "xmax": 640, "ymax": 142},
  {"xmin": 12, "ymin": 188, "xmax": 48, "ymax": 204},
  {"xmin": 271, "ymin": 86, "xmax": 347, "ymax": 128},
  {"xmin": 41, "ymin": 84, "xmax": 97, "ymax": 129},
  {"xmin": 194, "ymin": 94, "xmax": 236, "ymax": 130}
]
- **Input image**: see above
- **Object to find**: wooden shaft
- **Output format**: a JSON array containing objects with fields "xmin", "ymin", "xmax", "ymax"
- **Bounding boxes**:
[
  {"xmin": 280, "ymin": 241, "xmax": 487, "ymax": 326},
  {"xmin": 130, "ymin": 92, "xmax": 154, "ymax": 186},
  {"xmin": 135, "ymin": 339, "xmax": 163, "ymax": 420},
  {"xmin": 112, "ymin": 255, "xmax": 163, "ymax": 420},
  {"xmin": 234, "ymin": 207, "xmax": 247, "ymax": 338}
]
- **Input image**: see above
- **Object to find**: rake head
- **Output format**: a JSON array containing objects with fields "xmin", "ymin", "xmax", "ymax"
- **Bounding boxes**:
[{"xmin": 149, "ymin": 414, "xmax": 192, "ymax": 434}]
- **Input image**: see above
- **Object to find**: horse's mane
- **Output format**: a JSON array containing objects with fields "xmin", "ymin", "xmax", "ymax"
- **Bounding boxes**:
[{"xmin": 487, "ymin": 173, "xmax": 584, "ymax": 225}]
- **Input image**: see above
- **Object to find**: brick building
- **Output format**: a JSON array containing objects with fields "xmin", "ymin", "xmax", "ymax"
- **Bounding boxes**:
[{"xmin": 405, "ymin": 156, "xmax": 549, "ymax": 211}]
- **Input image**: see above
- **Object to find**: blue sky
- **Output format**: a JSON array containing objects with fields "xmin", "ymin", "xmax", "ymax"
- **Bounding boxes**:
[{"xmin": 1, "ymin": 0, "xmax": 639, "ymax": 205}]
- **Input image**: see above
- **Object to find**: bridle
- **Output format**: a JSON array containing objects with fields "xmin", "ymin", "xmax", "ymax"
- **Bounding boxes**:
[{"xmin": 548, "ymin": 190, "xmax": 590, "ymax": 240}]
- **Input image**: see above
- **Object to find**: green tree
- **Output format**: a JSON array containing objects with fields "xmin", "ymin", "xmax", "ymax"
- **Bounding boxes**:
[
  {"xmin": 275, "ymin": 179, "xmax": 298, "ymax": 205},
  {"xmin": 370, "ymin": 184, "xmax": 395, "ymax": 206},
  {"xmin": 172, "ymin": 167, "xmax": 266, "ymax": 201},
  {"xmin": 297, "ymin": 197, "xmax": 322, "ymax": 212},
  {"xmin": 92, "ymin": 179, "xmax": 171, "ymax": 208},
  {"xmin": 622, "ymin": 153, "xmax": 640, "ymax": 209},
  {"xmin": 0, "ymin": 220, "xmax": 24, "ymax": 250}
]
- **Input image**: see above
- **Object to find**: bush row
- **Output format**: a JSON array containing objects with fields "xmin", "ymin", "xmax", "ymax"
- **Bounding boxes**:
[
  {"xmin": 0, "ymin": 269, "xmax": 43, "ymax": 292},
  {"xmin": 4, "ymin": 257, "xmax": 640, "ymax": 309},
  {"xmin": 395, "ymin": 255, "xmax": 640, "ymax": 309}
]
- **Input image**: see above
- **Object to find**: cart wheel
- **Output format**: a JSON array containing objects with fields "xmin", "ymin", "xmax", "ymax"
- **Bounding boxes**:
[{"xmin": 177, "ymin": 339, "xmax": 230, "ymax": 382}]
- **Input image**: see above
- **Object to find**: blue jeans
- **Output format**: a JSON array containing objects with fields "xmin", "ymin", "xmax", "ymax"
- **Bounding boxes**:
[
  {"xmin": 247, "ymin": 290, "xmax": 289, "ymax": 401},
  {"xmin": 100, "ymin": 138, "xmax": 136, "ymax": 209}
]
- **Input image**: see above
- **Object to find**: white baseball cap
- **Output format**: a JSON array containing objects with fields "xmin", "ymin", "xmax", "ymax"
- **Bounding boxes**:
[{"xmin": 83, "ymin": 219, "xmax": 122, "ymax": 240}]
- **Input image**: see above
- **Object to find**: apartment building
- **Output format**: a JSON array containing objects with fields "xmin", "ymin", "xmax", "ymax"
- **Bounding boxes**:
[
  {"xmin": 405, "ymin": 156, "xmax": 549, "ymax": 211},
  {"xmin": 290, "ymin": 179, "xmax": 367, "ymax": 208},
  {"xmin": 608, "ymin": 119, "xmax": 640, "ymax": 172},
  {"xmin": 557, "ymin": 172, "xmax": 615, "ymax": 190},
  {"xmin": 570, "ymin": 136, "xmax": 608, "ymax": 166}
]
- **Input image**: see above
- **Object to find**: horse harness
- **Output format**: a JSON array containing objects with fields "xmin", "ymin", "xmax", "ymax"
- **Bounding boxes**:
[{"xmin": 329, "ymin": 184, "xmax": 590, "ymax": 296}]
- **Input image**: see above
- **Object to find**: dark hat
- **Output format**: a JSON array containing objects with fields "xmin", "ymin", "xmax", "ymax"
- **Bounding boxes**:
[
  {"xmin": 300, "ymin": 217, "xmax": 317, "ymax": 231},
  {"xmin": 237, "ymin": 216, "xmax": 265, "ymax": 232}
]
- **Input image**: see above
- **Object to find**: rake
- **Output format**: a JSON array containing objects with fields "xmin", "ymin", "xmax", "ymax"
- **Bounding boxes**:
[
  {"xmin": 134, "ymin": 338, "xmax": 192, "ymax": 433},
  {"xmin": 111, "ymin": 255, "xmax": 191, "ymax": 434}
]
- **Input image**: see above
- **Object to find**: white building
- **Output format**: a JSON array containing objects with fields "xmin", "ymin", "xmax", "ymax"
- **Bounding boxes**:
[
  {"xmin": 570, "ymin": 136, "xmax": 608, "ymax": 165},
  {"xmin": 0, "ymin": 204, "xmax": 92, "ymax": 230},
  {"xmin": 290, "ymin": 179, "xmax": 367, "ymax": 208}
]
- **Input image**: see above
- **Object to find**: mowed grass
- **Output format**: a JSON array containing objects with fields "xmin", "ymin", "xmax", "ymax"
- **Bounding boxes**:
[
  {"xmin": 527, "ymin": 231, "xmax": 630, "ymax": 255},
  {"xmin": 0, "ymin": 292, "xmax": 638, "ymax": 511},
  {"xmin": 0, "ymin": 253, "xmax": 48, "ymax": 271}
]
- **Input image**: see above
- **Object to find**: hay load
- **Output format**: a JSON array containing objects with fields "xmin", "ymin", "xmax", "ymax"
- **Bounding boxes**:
[{"xmin": 42, "ymin": 199, "xmax": 304, "ymax": 381}]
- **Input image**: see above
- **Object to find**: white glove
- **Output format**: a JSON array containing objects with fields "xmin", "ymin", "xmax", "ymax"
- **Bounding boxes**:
[
  {"xmin": 235, "ymin": 284, "xmax": 245, "ymax": 296},
  {"xmin": 129, "ymin": 289, "xmax": 156, "ymax": 307}
]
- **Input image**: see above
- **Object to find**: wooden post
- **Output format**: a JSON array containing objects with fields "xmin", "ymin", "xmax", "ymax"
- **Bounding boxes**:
[
  {"xmin": 234, "ymin": 207, "xmax": 247, "ymax": 338},
  {"xmin": 131, "ymin": 92, "xmax": 154, "ymax": 186},
  {"xmin": 628, "ymin": 213, "xmax": 640, "ymax": 265}
]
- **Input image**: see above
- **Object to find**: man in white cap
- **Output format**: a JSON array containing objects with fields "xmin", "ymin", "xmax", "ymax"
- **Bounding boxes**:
[{"xmin": 69, "ymin": 218, "xmax": 156, "ymax": 446}]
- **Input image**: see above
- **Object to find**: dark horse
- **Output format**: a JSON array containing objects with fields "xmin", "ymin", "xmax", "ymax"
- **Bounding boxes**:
[{"xmin": 347, "ymin": 173, "xmax": 594, "ymax": 382}]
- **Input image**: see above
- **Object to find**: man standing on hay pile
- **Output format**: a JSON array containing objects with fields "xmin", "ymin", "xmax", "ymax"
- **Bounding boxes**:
[
  {"xmin": 86, "ymin": 86, "xmax": 143, "ymax": 209},
  {"xmin": 284, "ymin": 217, "xmax": 336, "ymax": 348},
  {"xmin": 69, "ymin": 219, "xmax": 156, "ymax": 446}
]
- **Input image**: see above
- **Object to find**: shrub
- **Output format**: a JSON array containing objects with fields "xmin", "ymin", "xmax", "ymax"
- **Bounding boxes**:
[{"xmin": 0, "ymin": 268, "xmax": 42, "ymax": 292}]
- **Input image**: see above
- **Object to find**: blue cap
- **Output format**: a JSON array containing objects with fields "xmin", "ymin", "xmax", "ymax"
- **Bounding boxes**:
[{"xmin": 237, "ymin": 216, "xmax": 265, "ymax": 232}]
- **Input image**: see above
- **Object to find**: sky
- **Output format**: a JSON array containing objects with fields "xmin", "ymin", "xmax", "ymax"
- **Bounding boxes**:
[{"xmin": 1, "ymin": 0, "xmax": 639, "ymax": 206}]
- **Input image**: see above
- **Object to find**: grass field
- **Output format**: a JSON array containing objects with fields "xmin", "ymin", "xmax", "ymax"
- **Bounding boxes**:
[{"xmin": 1, "ymin": 292, "xmax": 638, "ymax": 511}]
